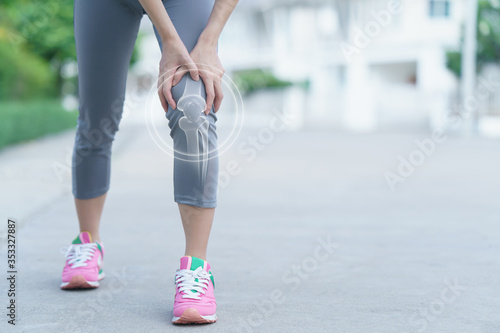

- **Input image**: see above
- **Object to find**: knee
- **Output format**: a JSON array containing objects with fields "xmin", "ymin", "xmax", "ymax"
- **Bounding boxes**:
[
  {"xmin": 74, "ymin": 121, "xmax": 115, "ymax": 155},
  {"xmin": 166, "ymin": 75, "xmax": 216, "ymax": 136},
  {"xmin": 75, "ymin": 98, "xmax": 123, "ymax": 148},
  {"xmin": 167, "ymin": 75, "xmax": 205, "ymax": 117},
  {"xmin": 170, "ymin": 74, "xmax": 207, "ymax": 104}
]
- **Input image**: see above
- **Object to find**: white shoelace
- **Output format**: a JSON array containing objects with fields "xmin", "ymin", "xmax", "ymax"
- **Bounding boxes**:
[
  {"xmin": 61, "ymin": 244, "xmax": 97, "ymax": 268},
  {"xmin": 175, "ymin": 267, "xmax": 210, "ymax": 300}
]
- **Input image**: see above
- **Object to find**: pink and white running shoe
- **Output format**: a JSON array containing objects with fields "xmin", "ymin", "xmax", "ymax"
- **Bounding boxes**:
[
  {"xmin": 60, "ymin": 231, "xmax": 105, "ymax": 290},
  {"xmin": 172, "ymin": 256, "xmax": 217, "ymax": 324}
]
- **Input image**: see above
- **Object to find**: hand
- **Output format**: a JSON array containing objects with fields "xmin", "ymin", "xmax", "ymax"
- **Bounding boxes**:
[
  {"xmin": 158, "ymin": 39, "xmax": 199, "ymax": 111},
  {"xmin": 189, "ymin": 41, "xmax": 225, "ymax": 115}
]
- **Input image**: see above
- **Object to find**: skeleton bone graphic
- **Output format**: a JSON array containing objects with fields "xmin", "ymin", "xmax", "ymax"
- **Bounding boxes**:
[{"xmin": 177, "ymin": 78, "xmax": 210, "ymax": 187}]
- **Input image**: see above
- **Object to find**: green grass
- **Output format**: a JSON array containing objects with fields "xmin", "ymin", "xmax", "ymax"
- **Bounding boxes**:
[{"xmin": 0, "ymin": 99, "xmax": 78, "ymax": 150}]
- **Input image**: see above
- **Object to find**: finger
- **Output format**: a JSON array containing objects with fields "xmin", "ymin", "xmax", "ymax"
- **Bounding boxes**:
[
  {"xmin": 172, "ymin": 66, "xmax": 187, "ymax": 87},
  {"xmin": 213, "ymin": 79, "xmax": 223, "ymax": 112},
  {"xmin": 186, "ymin": 61, "xmax": 200, "ymax": 81},
  {"xmin": 204, "ymin": 79, "xmax": 215, "ymax": 115},
  {"xmin": 162, "ymin": 76, "xmax": 176, "ymax": 110},
  {"xmin": 157, "ymin": 77, "xmax": 169, "ymax": 112},
  {"xmin": 158, "ymin": 87, "xmax": 169, "ymax": 112}
]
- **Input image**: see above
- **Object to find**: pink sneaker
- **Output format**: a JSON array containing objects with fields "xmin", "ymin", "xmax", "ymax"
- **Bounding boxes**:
[
  {"xmin": 172, "ymin": 256, "xmax": 217, "ymax": 324},
  {"xmin": 60, "ymin": 231, "xmax": 105, "ymax": 290}
]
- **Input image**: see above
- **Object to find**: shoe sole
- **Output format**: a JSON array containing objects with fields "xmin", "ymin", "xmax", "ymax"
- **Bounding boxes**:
[
  {"xmin": 172, "ymin": 308, "xmax": 217, "ymax": 325},
  {"xmin": 61, "ymin": 272, "xmax": 105, "ymax": 290}
]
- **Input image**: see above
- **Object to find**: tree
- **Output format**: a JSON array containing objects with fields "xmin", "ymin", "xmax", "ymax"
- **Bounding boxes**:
[
  {"xmin": 1, "ymin": 0, "xmax": 76, "ymax": 96},
  {"xmin": 0, "ymin": 0, "xmax": 140, "ymax": 99},
  {"xmin": 446, "ymin": 0, "xmax": 500, "ymax": 77}
]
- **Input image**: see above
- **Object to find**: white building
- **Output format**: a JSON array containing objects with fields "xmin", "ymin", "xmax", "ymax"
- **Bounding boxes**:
[
  {"xmin": 130, "ymin": 0, "xmax": 500, "ymax": 135},
  {"xmin": 220, "ymin": 0, "xmax": 500, "ymax": 134}
]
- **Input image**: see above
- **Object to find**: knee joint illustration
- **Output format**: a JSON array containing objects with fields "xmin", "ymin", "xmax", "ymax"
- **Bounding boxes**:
[{"xmin": 177, "ymin": 78, "xmax": 210, "ymax": 186}]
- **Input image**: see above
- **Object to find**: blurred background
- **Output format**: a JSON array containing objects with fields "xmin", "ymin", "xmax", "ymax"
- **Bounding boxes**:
[
  {"xmin": 0, "ymin": 0, "xmax": 500, "ymax": 146},
  {"xmin": 2, "ymin": 0, "xmax": 500, "ymax": 148}
]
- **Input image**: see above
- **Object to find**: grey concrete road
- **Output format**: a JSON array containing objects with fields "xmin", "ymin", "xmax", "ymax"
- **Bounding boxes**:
[{"xmin": 1, "ymin": 113, "xmax": 499, "ymax": 332}]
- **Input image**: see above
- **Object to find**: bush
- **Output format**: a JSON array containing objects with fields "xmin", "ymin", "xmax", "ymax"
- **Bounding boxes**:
[
  {"xmin": 446, "ymin": 50, "xmax": 462, "ymax": 78},
  {"xmin": 232, "ymin": 69, "xmax": 293, "ymax": 95},
  {"xmin": 0, "ymin": 40, "xmax": 55, "ymax": 100},
  {"xmin": 0, "ymin": 99, "xmax": 77, "ymax": 149}
]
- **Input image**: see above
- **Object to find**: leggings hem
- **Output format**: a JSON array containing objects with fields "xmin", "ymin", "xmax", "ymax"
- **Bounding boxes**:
[
  {"xmin": 175, "ymin": 197, "xmax": 217, "ymax": 209},
  {"xmin": 73, "ymin": 187, "xmax": 109, "ymax": 200}
]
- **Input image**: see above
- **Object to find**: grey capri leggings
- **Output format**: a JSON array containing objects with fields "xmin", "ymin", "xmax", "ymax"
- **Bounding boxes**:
[{"xmin": 72, "ymin": 0, "xmax": 218, "ymax": 208}]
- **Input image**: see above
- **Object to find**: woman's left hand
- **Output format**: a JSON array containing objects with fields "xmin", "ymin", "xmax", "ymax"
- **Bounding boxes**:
[{"xmin": 189, "ymin": 41, "xmax": 225, "ymax": 115}]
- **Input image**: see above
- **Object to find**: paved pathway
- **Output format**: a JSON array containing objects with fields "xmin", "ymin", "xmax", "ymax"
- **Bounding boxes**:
[{"xmin": 1, "ymin": 111, "xmax": 499, "ymax": 332}]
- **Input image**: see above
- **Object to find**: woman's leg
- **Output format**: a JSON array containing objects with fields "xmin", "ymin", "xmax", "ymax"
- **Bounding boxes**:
[
  {"xmin": 151, "ymin": 0, "xmax": 218, "ymax": 261},
  {"xmin": 149, "ymin": 1, "xmax": 219, "ymax": 323},
  {"xmin": 74, "ymin": 194, "xmax": 106, "ymax": 242},
  {"xmin": 72, "ymin": 0, "xmax": 143, "ymax": 240},
  {"xmin": 62, "ymin": 0, "xmax": 144, "ymax": 290},
  {"xmin": 179, "ymin": 204, "xmax": 214, "ymax": 260}
]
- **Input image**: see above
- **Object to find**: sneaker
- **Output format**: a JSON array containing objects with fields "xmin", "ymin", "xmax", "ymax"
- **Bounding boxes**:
[
  {"xmin": 172, "ymin": 256, "xmax": 217, "ymax": 324},
  {"xmin": 60, "ymin": 231, "xmax": 105, "ymax": 290}
]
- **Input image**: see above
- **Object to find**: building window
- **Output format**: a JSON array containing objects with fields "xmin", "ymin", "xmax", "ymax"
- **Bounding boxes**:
[{"xmin": 429, "ymin": 0, "xmax": 450, "ymax": 18}]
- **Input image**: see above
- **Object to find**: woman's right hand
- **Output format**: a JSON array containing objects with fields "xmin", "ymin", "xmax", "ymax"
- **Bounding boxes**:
[{"xmin": 158, "ymin": 39, "xmax": 199, "ymax": 112}]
